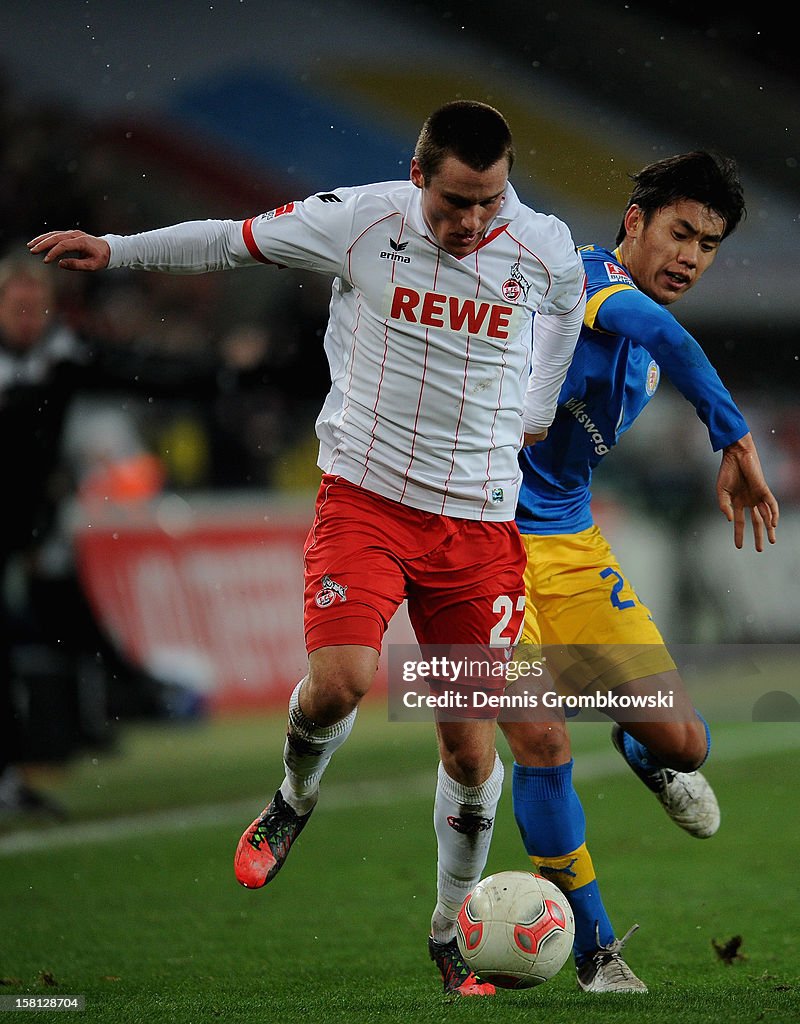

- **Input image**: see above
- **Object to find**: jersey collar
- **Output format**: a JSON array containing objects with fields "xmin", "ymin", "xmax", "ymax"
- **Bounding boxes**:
[{"xmin": 612, "ymin": 245, "xmax": 629, "ymax": 269}]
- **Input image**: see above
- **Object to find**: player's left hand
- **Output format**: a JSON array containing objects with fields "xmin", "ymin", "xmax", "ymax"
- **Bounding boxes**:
[
  {"xmin": 716, "ymin": 432, "xmax": 779, "ymax": 551},
  {"xmin": 523, "ymin": 429, "xmax": 548, "ymax": 446}
]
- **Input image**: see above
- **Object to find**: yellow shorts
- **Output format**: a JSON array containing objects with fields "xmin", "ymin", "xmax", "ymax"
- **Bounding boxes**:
[{"xmin": 518, "ymin": 525, "xmax": 676, "ymax": 692}]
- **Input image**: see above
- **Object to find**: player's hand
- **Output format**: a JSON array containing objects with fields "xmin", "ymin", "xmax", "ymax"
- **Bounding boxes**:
[
  {"xmin": 523, "ymin": 428, "xmax": 548, "ymax": 446},
  {"xmin": 716, "ymin": 432, "xmax": 779, "ymax": 551},
  {"xmin": 27, "ymin": 230, "xmax": 110, "ymax": 271}
]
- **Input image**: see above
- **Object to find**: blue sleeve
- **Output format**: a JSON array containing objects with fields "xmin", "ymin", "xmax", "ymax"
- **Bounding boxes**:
[{"xmin": 595, "ymin": 288, "xmax": 748, "ymax": 450}]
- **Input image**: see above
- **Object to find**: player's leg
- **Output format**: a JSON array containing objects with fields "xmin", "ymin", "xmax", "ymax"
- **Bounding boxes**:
[
  {"xmin": 607, "ymin": 673, "xmax": 718, "ymax": 838},
  {"xmin": 502, "ymin": 718, "xmax": 646, "ymax": 992},
  {"xmin": 279, "ymin": 643, "xmax": 375, "ymax": 816},
  {"xmin": 610, "ymin": 671, "xmax": 709, "ymax": 770},
  {"xmin": 234, "ymin": 477, "xmax": 407, "ymax": 889},
  {"xmin": 428, "ymin": 715, "xmax": 504, "ymax": 996},
  {"xmin": 542, "ymin": 526, "xmax": 719, "ymax": 837},
  {"xmin": 500, "ymin": 540, "xmax": 646, "ymax": 992},
  {"xmin": 431, "ymin": 716, "xmax": 503, "ymax": 940},
  {"xmin": 409, "ymin": 518, "xmax": 525, "ymax": 996}
]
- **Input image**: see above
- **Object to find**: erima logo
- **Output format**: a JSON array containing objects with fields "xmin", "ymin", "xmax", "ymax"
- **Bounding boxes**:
[
  {"xmin": 564, "ymin": 397, "xmax": 611, "ymax": 456},
  {"xmin": 380, "ymin": 237, "xmax": 411, "ymax": 264},
  {"xmin": 316, "ymin": 193, "xmax": 342, "ymax": 204}
]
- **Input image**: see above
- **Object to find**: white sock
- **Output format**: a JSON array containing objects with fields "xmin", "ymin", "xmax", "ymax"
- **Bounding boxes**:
[
  {"xmin": 430, "ymin": 753, "xmax": 504, "ymax": 942},
  {"xmin": 279, "ymin": 679, "xmax": 356, "ymax": 815}
]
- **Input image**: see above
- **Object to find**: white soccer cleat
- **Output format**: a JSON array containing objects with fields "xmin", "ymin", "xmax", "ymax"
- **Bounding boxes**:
[
  {"xmin": 651, "ymin": 767, "xmax": 721, "ymax": 839},
  {"xmin": 576, "ymin": 925, "xmax": 648, "ymax": 994},
  {"xmin": 611, "ymin": 725, "xmax": 721, "ymax": 838}
]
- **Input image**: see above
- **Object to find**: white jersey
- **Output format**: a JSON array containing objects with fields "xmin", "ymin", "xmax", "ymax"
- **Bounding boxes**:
[{"xmin": 105, "ymin": 180, "xmax": 584, "ymax": 520}]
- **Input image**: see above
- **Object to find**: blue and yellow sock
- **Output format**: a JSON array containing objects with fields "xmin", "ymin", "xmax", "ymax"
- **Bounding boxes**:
[{"xmin": 512, "ymin": 760, "xmax": 614, "ymax": 961}]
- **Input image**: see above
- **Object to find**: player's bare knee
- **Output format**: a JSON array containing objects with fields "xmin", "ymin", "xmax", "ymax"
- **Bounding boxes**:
[
  {"xmin": 303, "ymin": 676, "xmax": 369, "ymax": 723},
  {"xmin": 439, "ymin": 739, "xmax": 497, "ymax": 788},
  {"xmin": 304, "ymin": 646, "xmax": 379, "ymax": 724},
  {"xmin": 500, "ymin": 719, "xmax": 570, "ymax": 766},
  {"xmin": 437, "ymin": 716, "xmax": 498, "ymax": 787}
]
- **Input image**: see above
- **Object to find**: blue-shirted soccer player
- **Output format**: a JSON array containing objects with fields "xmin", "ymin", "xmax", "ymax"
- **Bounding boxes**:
[{"xmin": 499, "ymin": 152, "xmax": 779, "ymax": 993}]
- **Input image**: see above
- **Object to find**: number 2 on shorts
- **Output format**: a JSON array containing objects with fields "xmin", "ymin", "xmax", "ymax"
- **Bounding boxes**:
[{"xmin": 599, "ymin": 567, "xmax": 636, "ymax": 611}]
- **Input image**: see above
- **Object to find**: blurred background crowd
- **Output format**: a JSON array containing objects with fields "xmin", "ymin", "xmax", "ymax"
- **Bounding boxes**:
[{"xmin": 0, "ymin": 0, "xmax": 797, "ymax": 812}]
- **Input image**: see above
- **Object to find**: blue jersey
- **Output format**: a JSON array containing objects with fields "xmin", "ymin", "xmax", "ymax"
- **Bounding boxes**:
[{"xmin": 516, "ymin": 245, "xmax": 749, "ymax": 534}]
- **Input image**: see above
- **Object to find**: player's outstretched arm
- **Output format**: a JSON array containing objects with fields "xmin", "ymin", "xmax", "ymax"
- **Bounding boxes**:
[
  {"xmin": 28, "ymin": 230, "xmax": 110, "ymax": 271},
  {"xmin": 716, "ymin": 432, "xmax": 779, "ymax": 551}
]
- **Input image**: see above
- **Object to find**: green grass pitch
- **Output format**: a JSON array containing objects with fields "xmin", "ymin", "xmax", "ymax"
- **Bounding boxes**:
[{"xmin": 0, "ymin": 702, "xmax": 798, "ymax": 1023}]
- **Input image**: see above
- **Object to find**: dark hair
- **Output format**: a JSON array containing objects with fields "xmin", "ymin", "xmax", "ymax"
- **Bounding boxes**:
[
  {"xmin": 414, "ymin": 100, "xmax": 515, "ymax": 180},
  {"xmin": 615, "ymin": 151, "xmax": 745, "ymax": 245}
]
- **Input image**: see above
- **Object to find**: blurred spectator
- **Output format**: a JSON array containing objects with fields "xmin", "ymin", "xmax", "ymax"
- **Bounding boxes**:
[
  {"xmin": 209, "ymin": 324, "xmax": 286, "ymax": 488},
  {"xmin": 269, "ymin": 273, "xmax": 334, "ymax": 412},
  {"xmin": 0, "ymin": 250, "xmax": 257, "ymax": 817},
  {"xmin": 0, "ymin": 80, "xmax": 330, "ymax": 501}
]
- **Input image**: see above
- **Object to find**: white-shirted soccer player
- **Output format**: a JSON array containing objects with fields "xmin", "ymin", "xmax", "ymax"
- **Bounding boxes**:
[{"xmin": 29, "ymin": 101, "xmax": 587, "ymax": 997}]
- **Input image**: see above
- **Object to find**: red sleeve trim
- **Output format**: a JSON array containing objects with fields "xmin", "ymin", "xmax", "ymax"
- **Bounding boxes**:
[{"xmin": 242, "ymin": 218, "xmax": 271, "ymax": 264}]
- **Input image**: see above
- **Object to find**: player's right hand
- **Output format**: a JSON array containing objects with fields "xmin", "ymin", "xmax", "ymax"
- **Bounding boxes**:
[{"xmin": 27, "ymin": 230, "xmax": 110, "ymax": 271}]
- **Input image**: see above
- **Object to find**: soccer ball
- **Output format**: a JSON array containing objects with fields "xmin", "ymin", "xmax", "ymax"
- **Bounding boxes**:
[{"xmin": 456, "ymin": 870, "xmax": 574, "ymax": 989}]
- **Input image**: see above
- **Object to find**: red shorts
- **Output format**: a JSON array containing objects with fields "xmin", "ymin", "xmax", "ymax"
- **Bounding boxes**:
[{"xmin": 303, "ymin": 475, "xmax": 526, "ymax": 656}]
